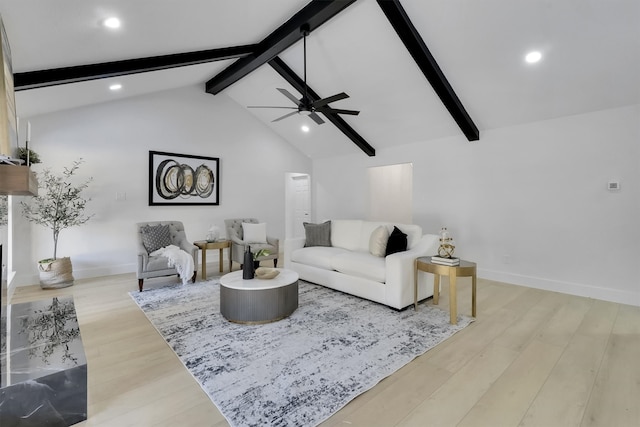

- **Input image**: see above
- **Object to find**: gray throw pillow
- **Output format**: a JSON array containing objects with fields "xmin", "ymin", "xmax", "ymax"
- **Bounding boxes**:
[
  {"xmin": 141, "ymin": 224, "xmax": 172, "ymax": 253},
  {"xmin": 303, "ymin": 221, "xmax": 331, "ymax": 247}
]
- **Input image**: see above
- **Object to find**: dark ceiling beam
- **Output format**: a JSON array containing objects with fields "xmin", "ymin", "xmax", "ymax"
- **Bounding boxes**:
[
  {"xmin": 206, "ymin": 0, "xmax": 357, "ymax": 95},
  {"xmin": 14, "ymin": 45, "xmax": 256, "ymax": 91},
  {"xmin": 376, "ymin": 0, "xmax": 479, "ymax": 141},
  {"xmin": 269, "ymin": 56, "xmax": 375, "ymax": 157}
]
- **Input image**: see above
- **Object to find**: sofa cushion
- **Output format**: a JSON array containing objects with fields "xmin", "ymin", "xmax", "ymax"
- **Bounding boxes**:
[
  {"xmin": 331, "ymin": 251, "xmax": 386, "ymax": 283},
  {"xmin": 303, "ymin": 221, "xmax": 332, "ymax": 247},
  {"xmin": 331, "ymin": 220, "xmax": 363, "ymax": 251},
  {"xmin": 369, "ymin": 225, "xmax": 389, "ymax": 257},
  {"xmin": 291, "ymin": 246, "xmax": 350, "ymax": 271},
  {"xmin": 385, "ymin": 226, "xmax": 408, "ymax": 256}
]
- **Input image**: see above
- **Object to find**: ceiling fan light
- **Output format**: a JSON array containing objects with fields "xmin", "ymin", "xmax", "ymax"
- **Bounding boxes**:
[
  {"xmin": 103, "ymin": 17, "xmax": 121, "ymax": 29},
  {"xmin": 299, "ymin": 110, "xmax": 312, "ymax": 116},
  {"xmin": 525, "ymin": 51, "xmax": 542, "ymax": 63}
]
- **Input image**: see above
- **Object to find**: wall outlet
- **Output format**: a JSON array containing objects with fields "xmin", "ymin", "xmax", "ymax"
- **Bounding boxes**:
[
  {"xmin": 116, "ymin": 192, "xmax": 127, "ymax": 201},
  {"xmin": 607, "ymin": 181, "xmax": 620, "ymax": 191},
  {"xmin": 502, "ymin": 254, "xmax": 511, "ymax": 264}
]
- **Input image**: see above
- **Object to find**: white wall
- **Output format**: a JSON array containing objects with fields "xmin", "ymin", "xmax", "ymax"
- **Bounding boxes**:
[
  {"xmin": 12, "ymin": 85, "xmax": 312, "ymax": 285},
  {"xmin": 313, "ymin": 104, "xmax": 640, "ymax": 306}
]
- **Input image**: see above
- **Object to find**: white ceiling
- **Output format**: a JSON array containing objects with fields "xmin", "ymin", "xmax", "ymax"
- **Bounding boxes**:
[{"xmin": 2, "ymin": 0, "xmax": 639, "ymax": 158}]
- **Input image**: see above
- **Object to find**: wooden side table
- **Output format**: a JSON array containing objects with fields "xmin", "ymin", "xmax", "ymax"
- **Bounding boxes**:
[
  {"xmin": 194, "ymin": 240, "xmax": 231, "ymax": 280},
  {"xmin": 414, "ymin": 256, "xmax": 477, "ymax": 325}
]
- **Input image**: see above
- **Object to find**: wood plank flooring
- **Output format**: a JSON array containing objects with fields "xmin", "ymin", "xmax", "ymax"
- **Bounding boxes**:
[{"xmin": 9, "ymin": 270, "xmax": 640, "ymax": 427}]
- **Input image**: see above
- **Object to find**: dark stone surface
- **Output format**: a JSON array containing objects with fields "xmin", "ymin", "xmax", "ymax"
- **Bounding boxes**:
[{"xmin": 0, "ymin": 297, "xmax": 87, "ymax": 426}]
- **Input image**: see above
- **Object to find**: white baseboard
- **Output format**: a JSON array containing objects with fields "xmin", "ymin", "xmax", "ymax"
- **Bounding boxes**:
[
  {"xmin": 15, "ymin": 260, "xmax": 230, "ymax": 287},
  {"xmin": 478, "ymin": 268, "xmax": 640, "ymax": 307},
  {"xmin": 15, "ymin": 262, "xmax": 138, "ymax": 287}
]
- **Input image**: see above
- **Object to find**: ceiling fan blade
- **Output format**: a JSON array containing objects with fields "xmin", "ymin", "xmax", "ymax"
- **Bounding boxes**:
[
  {"xmin": 319, "ymin": 107, "xmax": 360, "ymax": 116},
  {"xmin": 309, "ymin": 112, "xmax": 325, "ymax": 125},
  {"xmin": 247, "ymin": 106, "xmax": 297, "ymax": 109},
  {"xmin": 272, "ymin": 111, "xmax": 299, "ymax": 122},
  {"xmin": 312, "ymin": 92, "xmax": 349, "ymax": 108},
  {"xmin": 277, "ymin": 88, "xmax": 301, "ymax": 105}
]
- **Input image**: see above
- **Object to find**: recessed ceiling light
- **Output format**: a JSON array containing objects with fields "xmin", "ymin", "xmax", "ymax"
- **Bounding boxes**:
[
  {"xmin": 103, "ymin": 17, "xmax": 121, "ymax": 29},
  {"xmin": 525, "ymin": 51, "xmax": 542, "ymax": 63},
  {"xmin": 109, "ymin": 83, "xmax": 122, "ymax": 91},
  {"xmin": 301, "ymin": 125, "xmax": 310, "ymax": 133}
]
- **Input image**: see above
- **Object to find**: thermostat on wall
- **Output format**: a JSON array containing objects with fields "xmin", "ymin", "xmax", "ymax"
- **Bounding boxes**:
[{"xmin": 607, "ymin": 181, "xmax": 621, "ymax": 191}]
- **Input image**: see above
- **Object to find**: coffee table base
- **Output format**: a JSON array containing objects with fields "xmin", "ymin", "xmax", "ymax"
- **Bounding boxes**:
[{"xmin": 220, "ymin": 281, "xmax": 298, "ymax": 324}]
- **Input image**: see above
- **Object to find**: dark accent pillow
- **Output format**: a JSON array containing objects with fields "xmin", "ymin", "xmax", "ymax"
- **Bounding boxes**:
[
  {"xmin": 303, "ymin": 221, "xmax": 332, "ymax": 247},
  {"xmin": 385, "ymin": 226, "xmax": 408, "ymax": 256},
  {"xmin": 141, "ymin": 224, "xmax": 171, "ymax": 253}
]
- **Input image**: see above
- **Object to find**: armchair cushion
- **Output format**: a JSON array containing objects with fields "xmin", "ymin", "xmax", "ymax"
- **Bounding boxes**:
[
  {"xmin": 242, "ymin": 222, "xmax": 267, "ymax": 243},
  {"xmin": 141, "ymin": 224, "xmax": 171, "ymax": 253}
]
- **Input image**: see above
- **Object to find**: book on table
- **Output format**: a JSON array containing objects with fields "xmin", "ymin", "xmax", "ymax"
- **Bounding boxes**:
[{"xmin": 430, "ymin": 255, "xmax": 460, "ymax": 265}]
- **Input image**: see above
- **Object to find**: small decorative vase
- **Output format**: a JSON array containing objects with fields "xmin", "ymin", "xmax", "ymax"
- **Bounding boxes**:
[
  {"xmin": 438, "ymin": 227, "xmax": 456, "ymax": 258},
  {"xmin": 206, "ymin": 225, "xmax": 221, "ymax": 242},
  {"xmin": 243, "ymin": 246, "xmax": 255, "ymax": 279}
]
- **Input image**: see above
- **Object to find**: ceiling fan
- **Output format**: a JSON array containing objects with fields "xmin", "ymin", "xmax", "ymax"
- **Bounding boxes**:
[{"xmin": 248, "ymin": 24, "xmax": 360, "ymax": 125}]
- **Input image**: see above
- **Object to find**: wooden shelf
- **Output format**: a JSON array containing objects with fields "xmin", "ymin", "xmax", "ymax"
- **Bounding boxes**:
[{"xmin": 0, "ymin": 165, "xmax": 38, "ymax": 195}]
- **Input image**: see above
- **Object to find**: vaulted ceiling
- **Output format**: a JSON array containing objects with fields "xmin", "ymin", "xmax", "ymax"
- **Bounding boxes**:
[{"xmin": 1, "ymin": 0, "xmax": 638, "ymax": 158}]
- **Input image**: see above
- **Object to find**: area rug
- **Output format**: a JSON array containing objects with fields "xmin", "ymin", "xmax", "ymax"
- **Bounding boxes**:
[{"xmin": 129, "ymin": 280, "xmax": 473, "ymax": 427}]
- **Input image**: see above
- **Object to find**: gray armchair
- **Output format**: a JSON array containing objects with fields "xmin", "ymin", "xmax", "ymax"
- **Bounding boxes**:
[
  {"xmin": 224, "ymin": 218, "xmax": 279, "ymax": 269},
  {"xmin": 136, "ymin": 221, "xmax": 198, "ymax": 291}
]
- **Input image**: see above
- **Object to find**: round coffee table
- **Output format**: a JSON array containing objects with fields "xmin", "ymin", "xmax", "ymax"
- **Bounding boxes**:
[{"xmin": 219, "ymin": 269, "xmax": 299, "ymax": 324}]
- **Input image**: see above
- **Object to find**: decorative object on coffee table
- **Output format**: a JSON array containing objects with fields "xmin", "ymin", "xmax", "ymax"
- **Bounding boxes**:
[
  {"xmin": 242, "ymin": 245, "xmax": 255, "ymax": 279},
  {"xmin": 255, "ymin": 267, "xmax": 280, "ymax": 279}
]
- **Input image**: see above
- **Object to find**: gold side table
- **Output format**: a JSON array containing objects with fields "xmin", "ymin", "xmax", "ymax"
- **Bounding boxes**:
[
  {"xmin": 194, "ymin": 240, "xmax": 231, "ymax": 280},
  {"xmin": 414, "ymin": 256, "xmax": 477, "ymax": 325}
]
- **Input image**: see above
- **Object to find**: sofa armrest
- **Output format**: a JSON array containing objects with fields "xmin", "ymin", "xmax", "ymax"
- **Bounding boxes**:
[
  {"xmin": 284, "ymin": 237, "xmax": 306, "ymax": 268},
  {"xmin": 384, "ymin": 234, "xmax": 440, "ymax": 308}
]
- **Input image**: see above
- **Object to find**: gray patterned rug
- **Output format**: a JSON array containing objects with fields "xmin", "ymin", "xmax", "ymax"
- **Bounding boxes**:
[{"xmin": 129, "ymin": 280, "xmax": 473, "ymax": 427}]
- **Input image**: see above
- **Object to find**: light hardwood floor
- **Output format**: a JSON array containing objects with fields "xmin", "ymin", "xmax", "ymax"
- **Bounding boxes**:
[{"xmin": 10, "ymin": 269, "xmax": 640, "ymax": 427}]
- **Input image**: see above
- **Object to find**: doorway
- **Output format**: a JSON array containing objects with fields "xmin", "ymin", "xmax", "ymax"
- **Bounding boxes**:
[{"xmin": 284, "ymin": 173, "xmax": 311, "ymax": 239}]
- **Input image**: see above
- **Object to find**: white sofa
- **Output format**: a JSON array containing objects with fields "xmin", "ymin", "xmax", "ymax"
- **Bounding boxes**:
[{"xmin": 284, "ymin": 219, "xmax": 439, "ymax": 310}]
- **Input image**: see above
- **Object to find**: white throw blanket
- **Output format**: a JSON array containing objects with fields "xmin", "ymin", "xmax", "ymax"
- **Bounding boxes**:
[{"xmin": 150, "ymin": 245, "xmax": 194, "ymax": 285}]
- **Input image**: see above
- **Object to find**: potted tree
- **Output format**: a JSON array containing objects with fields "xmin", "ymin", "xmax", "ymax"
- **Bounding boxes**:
[{"xmin": 21, "ymin": 159, "xmax": 93, "ymax": 289}]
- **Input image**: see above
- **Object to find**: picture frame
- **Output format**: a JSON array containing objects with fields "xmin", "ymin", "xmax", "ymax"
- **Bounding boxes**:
[{"xmin": 149, "ymin": 151, "xmax": 219, "ymax": 206}]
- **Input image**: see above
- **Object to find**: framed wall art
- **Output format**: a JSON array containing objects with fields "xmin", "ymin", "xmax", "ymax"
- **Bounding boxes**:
[{"xmin": 149, "ymin": 151, "xmax": 219, "ymax": 206}]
